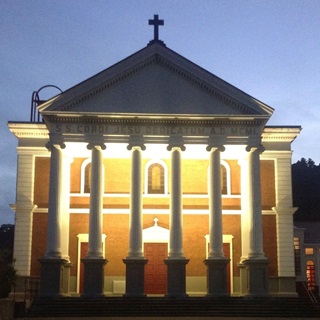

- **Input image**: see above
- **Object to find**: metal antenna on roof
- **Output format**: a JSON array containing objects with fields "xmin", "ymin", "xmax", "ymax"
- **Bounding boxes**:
[{"xmin": 30, "ymin": 85, "xmax": 62, "ymax": 122}]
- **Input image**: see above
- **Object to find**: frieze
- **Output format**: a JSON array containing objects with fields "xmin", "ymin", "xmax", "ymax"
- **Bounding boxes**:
[{"xmin": 53, "ymin": 123, "xmax": 260, "ymax": 137}]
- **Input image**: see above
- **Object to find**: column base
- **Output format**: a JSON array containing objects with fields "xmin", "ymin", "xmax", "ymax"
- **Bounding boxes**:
[
  {"xmin": 164, "ymin": 258, "xmax": 189, "ymax": 298},
  {"xmin": 38, "ymin": 258, "xmax": 69, "ymax": 297},
  {"xmin": 204, "ymin": 258, "xmax": 230, "ymax": 297},
  {"xmin": 122, "ymin": 258, "xmax": 148, "ymax": 297},
  {"xmin": 81, "ymin": 258, "xmax": 107, "ymax": 297},
  {"xmin": 61, "ymin": 262, "xmax": 72, "ymax": 296},
  {"xmin": 239, "ymin": 258, "xmax": 269, "ymax": 297}
]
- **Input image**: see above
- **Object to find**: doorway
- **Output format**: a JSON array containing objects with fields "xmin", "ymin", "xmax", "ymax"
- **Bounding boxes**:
[{"xmin": 144, "ymin": 243, "xmax": 168, "ymax": 294}]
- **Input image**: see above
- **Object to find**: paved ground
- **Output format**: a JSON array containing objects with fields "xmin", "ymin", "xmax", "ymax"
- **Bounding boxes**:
[{"xmin": 18, "ymin": 317, "xmax": 320, "ymax": 320}]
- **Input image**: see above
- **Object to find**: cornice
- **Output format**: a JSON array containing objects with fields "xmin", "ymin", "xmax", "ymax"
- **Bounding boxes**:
[
  {"xmin": 262, "ymin": 126, "xmax": 301, "ymax": 143},
  {"xmin": 8, "ymin": 122, "xmax": 49, "ymax": 139}
]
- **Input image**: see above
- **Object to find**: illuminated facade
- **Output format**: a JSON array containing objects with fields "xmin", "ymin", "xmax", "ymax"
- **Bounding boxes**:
[{"xmin": 9, "ymin": 40, "xmax": 300, "ymax": 298}]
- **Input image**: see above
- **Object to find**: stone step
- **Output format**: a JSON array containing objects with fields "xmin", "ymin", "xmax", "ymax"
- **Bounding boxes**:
[{"xmin": 26, "ymin": 297, "xmax": 320, "ymax": 318}]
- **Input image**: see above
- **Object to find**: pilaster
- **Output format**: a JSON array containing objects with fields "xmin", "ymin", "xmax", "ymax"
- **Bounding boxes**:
[{"xmin": 14, "ymin": 151, "xmax": 37, "ymax": 276}]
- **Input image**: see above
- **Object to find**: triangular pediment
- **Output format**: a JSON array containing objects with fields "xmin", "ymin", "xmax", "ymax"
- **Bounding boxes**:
[{"xmin": 39, "ymin": 43, "xmax": 273, "ymax": 119}]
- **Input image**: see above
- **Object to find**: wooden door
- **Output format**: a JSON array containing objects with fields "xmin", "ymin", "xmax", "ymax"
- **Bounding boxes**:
[{"xmin": 144, "ymin": 243, "xmax": 168, "ymax": 294}]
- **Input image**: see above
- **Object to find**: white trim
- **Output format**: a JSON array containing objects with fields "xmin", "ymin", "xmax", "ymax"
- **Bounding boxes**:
[
  {"xmin": 142, "ymin": 219, "xmax": 170, "ymax": 244},
  {"xmin": 144, "ymin": 159, "xmax": 168, "ymax": 195},
  {"xmin": 80, "ymin": 158, "xmax": 91, "ymax": 194},
  {"xmin": 69, "ymin": 192, "xmax": 241, "ymax": 199},
  {"xmin": 32, "ymin": 207, "xmax": 274, "ymax": 216},
  {"xmin": 17, "ymin": 146, "xmax": 49, "ymax": 156}
]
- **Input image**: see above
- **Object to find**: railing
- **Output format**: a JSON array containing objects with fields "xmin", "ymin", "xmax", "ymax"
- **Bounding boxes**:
[
  {"xmin": 302, "ymin": 281, "xmax": 318, "ymax": 304},
  {"xmin": 30, "ymin": 85, "xmax": 62, "ymax": 122},
  {"xmin": 12, "ymin": 276, "xmax": 39, "ymax": 305}
]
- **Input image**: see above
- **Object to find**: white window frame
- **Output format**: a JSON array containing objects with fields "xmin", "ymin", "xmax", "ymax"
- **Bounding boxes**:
[{"xmin": 144, "ymin": 159, "xmax": 168, "ymax": 195}]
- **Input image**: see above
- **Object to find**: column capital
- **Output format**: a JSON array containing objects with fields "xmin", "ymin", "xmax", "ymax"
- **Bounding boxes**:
[
  {"xmin": 206, "ymin": 144, "xmax": 225, "ymax": 152},
  {"xmin": 167, "ymin": 136, "xmax": 186, "ymax": 151},
  {"xmin": 45, "ymin": 141, "xmax": 66, "ymax": 151},
  {"xmin": 87, "ymin": 142, "xmax": 106, "ymax": 151},
  {"xmin": 127, "ymin": 135, "xmax": 146, "ymax": 151},
  {"xmin": 245, "ymin": 145, "xmax": 265, "ymax": 153}
]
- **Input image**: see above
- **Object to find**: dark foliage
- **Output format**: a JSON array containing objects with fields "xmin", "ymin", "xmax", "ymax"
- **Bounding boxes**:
[
  {"xmin": 0, "ymin": 225, "xmax": 15, "ymax": 298},
  {"xmin": 292, "ymin": 158, "xmax": 320, "ymax": 221}
]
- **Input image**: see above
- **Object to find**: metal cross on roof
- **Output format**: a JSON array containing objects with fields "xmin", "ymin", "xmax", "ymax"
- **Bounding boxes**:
[{"xmin": 148, "ymin": 14, "xmax": 164, "ymax": 42}]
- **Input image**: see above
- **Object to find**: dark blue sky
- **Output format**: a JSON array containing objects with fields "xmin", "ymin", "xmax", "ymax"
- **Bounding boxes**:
[{"xmin": 1, "ymin": 0, "xmax": 320, "ymax": 224}]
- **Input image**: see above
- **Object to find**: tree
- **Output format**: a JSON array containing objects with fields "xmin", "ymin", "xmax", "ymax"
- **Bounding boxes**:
[
  {"xmin": 292, "ymin": 158, "xmax": 320, "ymax": 221},
  {"xmin": 0, "ymin": 225, "xmax": 16, "ymax": 298},
  {"xmin": 0, "ymin": 250, "xmax": 16, "ymax": 298}
]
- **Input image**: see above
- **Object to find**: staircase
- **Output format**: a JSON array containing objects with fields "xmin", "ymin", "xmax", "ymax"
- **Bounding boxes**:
[{"xmin": 24, "ymin": 296, "xmax": 320, "ymax": 318}]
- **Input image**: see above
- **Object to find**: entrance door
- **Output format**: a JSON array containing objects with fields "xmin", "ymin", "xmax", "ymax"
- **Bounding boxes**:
[{"xmin": 144, "ymin": 243, "xmax": 168, "ymax": 294}]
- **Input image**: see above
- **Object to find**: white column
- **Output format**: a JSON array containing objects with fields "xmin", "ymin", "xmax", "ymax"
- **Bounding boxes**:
[
  {"xmin": 207, "ymin": 145, "xmax": 225, "ymax": 259},
  {"xmin": 61, "ymin": 156, "xmax": 73, "ymax": 261},
  {"xmin": 86, "ymin": 143, "xmax": 105, "ymax": 258},
  {"xmin": 273, "ymin": 153, "xmax": 297, "ymax": 277},
  {"xmin": 239, "ymin": 158, "xmax": 250, "ymax": 259},
  {"xmin": 167, "ymin": 144, "xmax": 185, "ymax": 259},
  {"xmin": 127, "ymin": 144, "xmax": 145, "ymax": 259},
  {"xmin": 45, "ymin": 142, "xmax": 66, "ymax": 258},
  {"xmin": 246, "ymin": 145, "xmax": 265, "ymax": 259}
]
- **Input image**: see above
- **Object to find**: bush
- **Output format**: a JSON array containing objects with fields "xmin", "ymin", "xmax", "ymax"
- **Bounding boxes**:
[{"xmin": 0, "ymin": 250, "xmax": 17, "ymax": 299}]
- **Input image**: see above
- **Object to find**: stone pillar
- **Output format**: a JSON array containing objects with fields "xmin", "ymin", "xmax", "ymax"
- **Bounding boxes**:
[
  {"xmin": 273, "ymin": 155, "xmax": 298, "ymax": 296},
  {"xmin": 165, "ymin": 139, "xmax": 189, "ymax": 298},
  {"xmin": 82, "ymin": 143, "xmax": 107, "ymax": 297},
  {"xmin": 240, "ymin": 145, "xmax": 269, "ymax": 297},
  {"xmin": 61, "ymin": 156, "xmax": 73, "ymax": 295},
  {"xmin": 204, "ymin": 145, "xmax": 229, "ymax": 297},
  {"xmin": 39, "ymin": 142, "xmax": 69, "ymax": 297},
  {"xmin": 123, "ymin": 137, "xmax": 147, "ymax": 297}
]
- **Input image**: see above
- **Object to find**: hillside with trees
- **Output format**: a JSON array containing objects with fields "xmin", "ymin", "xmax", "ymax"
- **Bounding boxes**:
[{"xmin": 292, "ymin": 158, "xmax": 320, "ymax": 221}]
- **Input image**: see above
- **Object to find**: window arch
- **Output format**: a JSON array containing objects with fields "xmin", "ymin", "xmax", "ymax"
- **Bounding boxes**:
[
  {"xmin": 207, "ymin": 160, "xmax": 231, "ymax": 195},
  {"xmin": 145, "ymin": 160, "xmax": 168, "ymax": 194},
  {"xmin": 306, "ymin": 260, "xmax": 316, "ymax": 291},
  {"xmin": 80, "ymin": 159, "xmax": 92, "ymax": 194}
]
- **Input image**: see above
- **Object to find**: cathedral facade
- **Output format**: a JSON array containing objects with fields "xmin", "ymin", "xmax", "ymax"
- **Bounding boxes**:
[{"xmin": 9, "ymin": 35, "xmax": 300, "ymax": 297}]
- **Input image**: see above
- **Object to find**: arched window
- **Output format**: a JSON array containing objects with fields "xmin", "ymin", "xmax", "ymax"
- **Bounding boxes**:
[
  {"xmin": 80, "ymin": 159, "xmax": 92, "ymax": 194},
  {"xmin": 84, "ymin": 162, "xmax": 91, "ymax": 193},
  {"xmin": 145, "ymin": 160, "xmax": 168, "ymax": 194},
  {"xmin": 306, "ymin": 260, "xmax": 316, "ymax": 291},
  {"xmin": 148, "ymin": 163, "xmax": 164, "ymax": 194},
  {"xmin": 207, "ymin": 161, "xmax": 231, "ymax": 195},
  {"xmin": 221, "ymin": 164, "xmax": 228, "ymax": 195}
]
